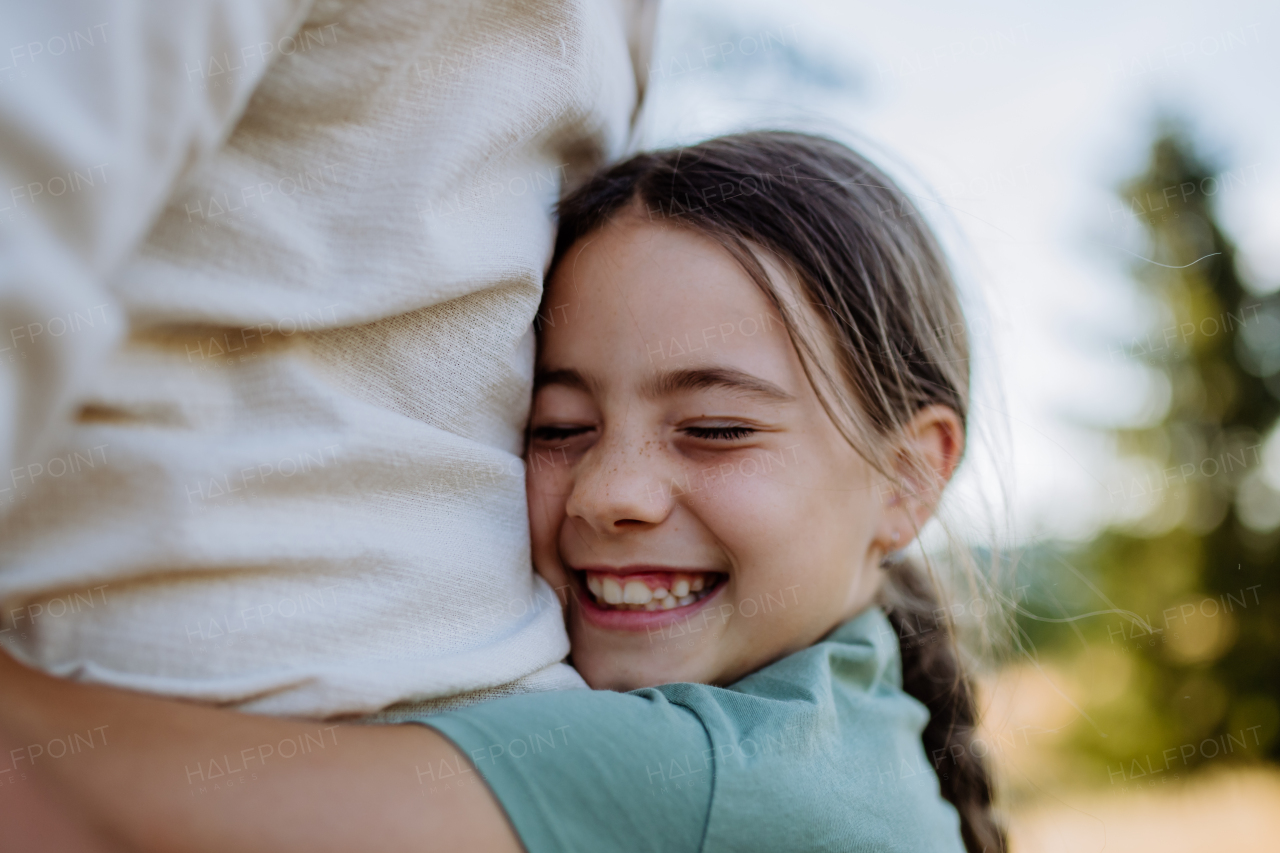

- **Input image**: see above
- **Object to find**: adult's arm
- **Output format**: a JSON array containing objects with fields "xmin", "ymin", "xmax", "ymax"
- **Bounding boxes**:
[
  {"xmin": 0, "ymin": 0, "xmax": 307, "ymax": 514},
  {"xmin": 0, "ymin": 649, "xmax": 522, "ymax": 853}
]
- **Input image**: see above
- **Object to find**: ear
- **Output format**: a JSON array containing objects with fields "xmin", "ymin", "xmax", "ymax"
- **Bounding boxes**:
[{"xmin": 873, "ymin": 404, "xmax": 965, "ymax": 551}]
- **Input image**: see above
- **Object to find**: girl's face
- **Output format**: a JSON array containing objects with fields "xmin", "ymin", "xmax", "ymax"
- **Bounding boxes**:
[{"xmin": 527, "ymin": 212, "xmax": 948, "ymax": 691}]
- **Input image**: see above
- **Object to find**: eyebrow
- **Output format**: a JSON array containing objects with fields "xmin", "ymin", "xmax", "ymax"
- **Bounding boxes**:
[
  {"xmin": 533, "ymin": 368, "xmax": 598, "ymax": 396},
  {"xmin": 534, "ymin": 366, "xmax": 794, "ymax": 403},
  {"xmin": 644, "ymin": 367, "xmax": 795, "ymax": 403}
]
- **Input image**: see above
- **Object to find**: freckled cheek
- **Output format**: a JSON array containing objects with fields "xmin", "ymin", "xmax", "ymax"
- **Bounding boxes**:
[
  {"xmin": 691, "ymin": 465, "xmax": 840, "ymax": 596},
  {"xmin": 681, "ymin": 467, "xmax": 794, "ymax": 565}
]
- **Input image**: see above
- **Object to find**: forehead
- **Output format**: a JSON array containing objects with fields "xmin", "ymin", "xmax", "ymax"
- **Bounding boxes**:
[{"xmin": 541, "ymin": 215, "xmax": 786, "ymax": 359}]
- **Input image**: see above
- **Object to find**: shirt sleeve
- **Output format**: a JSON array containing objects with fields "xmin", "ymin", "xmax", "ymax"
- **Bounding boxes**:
[
  {"xmin": 408, "ymin": 609, "xmax": 965, "ymax": 853},
  {"xmin": 0, "ymin": 0, "xmax": 307, "ymax": 515},
  {"xmin": 413, "ymin": 687, "xmax": 713, "ymax": 853}
]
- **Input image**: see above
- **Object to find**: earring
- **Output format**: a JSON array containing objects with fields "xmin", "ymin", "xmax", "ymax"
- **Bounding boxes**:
[{"xmin": 891, "ymin": 531, "xmax": 901, "ymax": 544}]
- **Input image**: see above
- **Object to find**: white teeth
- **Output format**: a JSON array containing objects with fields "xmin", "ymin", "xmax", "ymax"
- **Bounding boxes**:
[
  {"xmin": 601, "ymin": 577, "xmax": 623, "ymax": 604},
  {"xmin": 623, "ymin": 581, "xmax": 652, "ymax": 605},
  {"xmin": 587, "ymin": 572, "xmax": 720, "ymax": 610}
]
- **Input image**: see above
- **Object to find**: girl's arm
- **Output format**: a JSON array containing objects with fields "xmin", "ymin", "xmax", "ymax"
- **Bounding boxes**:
[{"xmin": 0, "ymin": 649, "xmax": 522, "ymax": 853}]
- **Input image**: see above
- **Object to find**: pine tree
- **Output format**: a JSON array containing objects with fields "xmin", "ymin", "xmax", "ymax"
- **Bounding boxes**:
[{"xmin": 1021, "ymin": 122, "xmax": 1280, "ymax": 783}]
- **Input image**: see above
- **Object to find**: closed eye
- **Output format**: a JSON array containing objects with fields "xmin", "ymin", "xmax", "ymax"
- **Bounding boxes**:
[
  {"xmin": 530, "ymin": 425, "xmax": 594, "ymax": 442},
  {"xmin": 682, "ymin": 425, "xmax": 756, "ymax": 441}
]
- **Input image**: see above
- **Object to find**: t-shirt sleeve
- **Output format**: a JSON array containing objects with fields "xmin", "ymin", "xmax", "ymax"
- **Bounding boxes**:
[
  {"xmin": 410, "ymin": 687, "xmax": 712, "ymax": 853},
  {"xmin": 405, "ymin": 609, "xmax": 966, "ymax": 853}
]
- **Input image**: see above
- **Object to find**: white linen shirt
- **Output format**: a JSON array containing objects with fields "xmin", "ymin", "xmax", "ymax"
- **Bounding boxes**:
[{"xmin": 0, "ymin": 0, "xmax": 650, "ymax": 716}]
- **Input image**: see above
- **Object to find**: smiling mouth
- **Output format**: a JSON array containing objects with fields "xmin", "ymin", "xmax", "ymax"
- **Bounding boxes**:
[{"xmin": 577, "ymin": 569, "xmax": 726, "ymax": 612}]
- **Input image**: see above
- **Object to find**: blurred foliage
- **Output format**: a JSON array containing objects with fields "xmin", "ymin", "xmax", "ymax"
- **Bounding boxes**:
[{"xmin": 1014, "ymin": 122, "xmax": 1280, "ymax": 789}]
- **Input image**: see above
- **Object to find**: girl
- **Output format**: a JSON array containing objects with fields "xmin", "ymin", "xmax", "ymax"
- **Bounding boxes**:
[{"xmin": 0, "ymin": 132, "xmax": 1001, "ymax": 853}]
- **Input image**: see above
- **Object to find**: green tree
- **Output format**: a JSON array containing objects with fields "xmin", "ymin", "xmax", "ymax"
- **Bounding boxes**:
[{"xmin": 1018, "ymin": 121, "xmax": 1280, "ymax": 785}]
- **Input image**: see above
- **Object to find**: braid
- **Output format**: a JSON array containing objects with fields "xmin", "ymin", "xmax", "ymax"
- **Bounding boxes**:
[{"xmin": 883, "ymin": 561, "xmax": 1005, "ymax": 853}]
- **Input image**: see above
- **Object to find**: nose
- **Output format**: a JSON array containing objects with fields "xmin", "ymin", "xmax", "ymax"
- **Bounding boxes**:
[{"xmin": 564, "ymin": 427, "xmax": 672, "ymax": 535}]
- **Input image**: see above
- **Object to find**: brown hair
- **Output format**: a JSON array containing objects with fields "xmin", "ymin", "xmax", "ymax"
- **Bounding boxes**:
[{"xmin": 548, "ymin": 131, "xmax": 1003, "ymax": 852}]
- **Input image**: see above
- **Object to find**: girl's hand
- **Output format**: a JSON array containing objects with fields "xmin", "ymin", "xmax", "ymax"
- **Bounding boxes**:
[{"xmin": 0, "ymin": 648, "xmax": 522, "ymax": 853}]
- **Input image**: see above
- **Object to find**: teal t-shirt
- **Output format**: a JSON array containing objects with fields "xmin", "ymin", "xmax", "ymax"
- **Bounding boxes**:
[{"xmin": 410, "ymin": 607, "xmax": 964, "ymax": 853}]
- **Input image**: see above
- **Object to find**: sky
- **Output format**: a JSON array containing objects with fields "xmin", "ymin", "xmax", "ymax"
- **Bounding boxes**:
[{"xmin": 638, "ymin": 0, "xmax": 1280, "ymax": 546}]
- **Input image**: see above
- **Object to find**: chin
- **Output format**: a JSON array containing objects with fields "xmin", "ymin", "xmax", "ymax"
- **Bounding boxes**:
[
  {"xmin": 569, "ymin": 644, "xmax": 681, "ymax": 691},
  {"xmin": 570, "ymin": 654, "xmax": 641, "ymax": 692}
]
